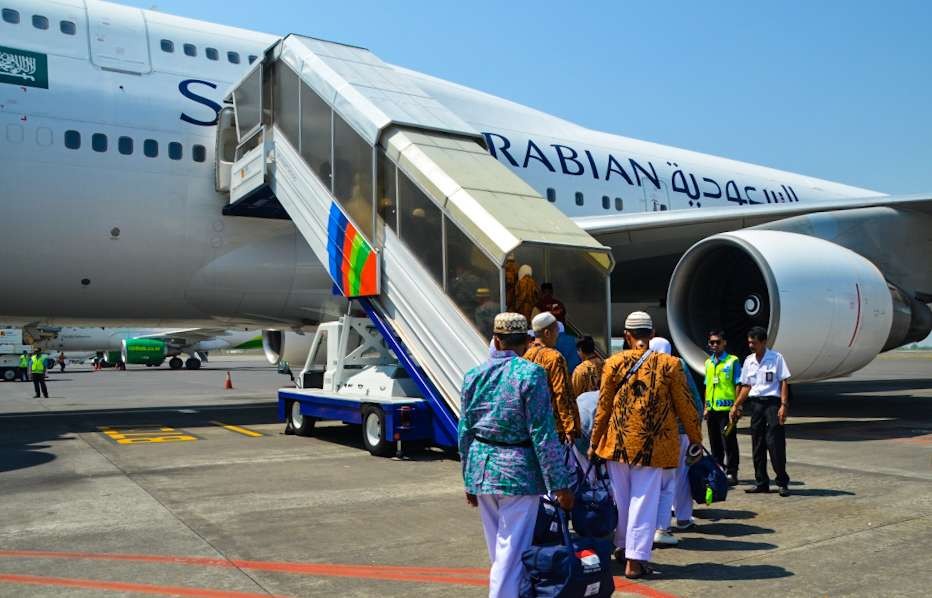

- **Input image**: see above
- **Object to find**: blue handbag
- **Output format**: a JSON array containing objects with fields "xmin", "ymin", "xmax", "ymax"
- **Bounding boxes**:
[
  {"xmin": 533, "ymin": 496, "xmax": 562, "ymax": 546},
  {"xmin": 521, "ymin": 500, "xmax": 615, "ymax": 598},
  {"xmin": 688, "ymin": 447, "xmax": 729, "ymax": 505},
  {"xmin": 569, "ymin": 454, "xmax": 617, "ymax": 538}
]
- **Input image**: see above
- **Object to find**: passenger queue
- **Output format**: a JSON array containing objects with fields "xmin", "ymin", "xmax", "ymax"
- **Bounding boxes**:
[{"xmin": 459, "ymin": 307, "xmax": 793, "ymax": 597}]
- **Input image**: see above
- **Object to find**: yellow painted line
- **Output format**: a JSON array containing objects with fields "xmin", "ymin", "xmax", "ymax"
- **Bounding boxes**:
[
  {"xmin": 210, "ymin": 421, "xmax": 263, "ymax": 438},
  {"xmin": 97, "ymin": 425, "xmax": 197, "ymax": 444}
]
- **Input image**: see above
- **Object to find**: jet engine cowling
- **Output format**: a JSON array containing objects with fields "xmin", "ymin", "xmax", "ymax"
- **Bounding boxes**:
[
  {"xmin": 667, "ymin": 230, "xmax": 896, "ymax": 382},
  {"xmin": 121, "ymin": 338, "xmax": 167, "ymax": 365},
  {"xmin": 262, "ymin": 330, "xmax": 315, "ymax": 366}
]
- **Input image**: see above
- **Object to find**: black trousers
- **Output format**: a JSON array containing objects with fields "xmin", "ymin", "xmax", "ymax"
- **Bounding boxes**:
[
  {"xmin": 746, "ymin": 397, "xmax": 788, "ymax": 487},
  {"xmin": 32, "ymin": 373, "xmax": 48, "ymax": 398},
  {"xmin": 17, "ymin": 367, "xmax": 28, "ymax": 382},
  {"xmin": 706, "ymin": 410, "xmax": 739, "ymax": 475}
]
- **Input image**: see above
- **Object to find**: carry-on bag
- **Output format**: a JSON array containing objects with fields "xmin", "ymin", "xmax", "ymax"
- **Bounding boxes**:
[{"xmin": 687, "ymin": 446, "xmax": 729, "ymax": 505}]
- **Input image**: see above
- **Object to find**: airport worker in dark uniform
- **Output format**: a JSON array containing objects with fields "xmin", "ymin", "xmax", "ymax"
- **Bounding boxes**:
[
  {"xmin": 704, "ymin": 330, "xmax": 742, "ymax": 485},
  {"xmin": 459, "ymin": 312, "xmax": 574, "ymax": 598},
  {"xmin": 30, "ymin": 347, "xmax": 49, "ymax": 398},
  {"xmin": 730, "ymin": 326, "xmax": 792, "ymax": 496}
]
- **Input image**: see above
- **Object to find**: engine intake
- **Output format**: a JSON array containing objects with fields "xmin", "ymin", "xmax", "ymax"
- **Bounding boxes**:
[
  {"xmin": 121, "ymin": 338, "xmax": 167, "ymax": 365},
  {"xmin": 262, "ymin": 329, "xmax": 315, "ymax": 366},
  {"xmin": 668, "ymin": 230, "xmax": 897, "ymax": 382}
]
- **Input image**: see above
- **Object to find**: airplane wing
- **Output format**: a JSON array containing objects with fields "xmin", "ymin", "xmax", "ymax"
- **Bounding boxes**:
[{"xmin": 131, "ymin": 328, "xmax": 234, "ymax": 346}]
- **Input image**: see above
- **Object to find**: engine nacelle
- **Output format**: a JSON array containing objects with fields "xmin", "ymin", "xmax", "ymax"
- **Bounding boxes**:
[
  {"xmin": 121, "ymin": 338, "xmax": 167, "ymax": 365},
  {"xmin": 668, "ymin": 230, "xmax": 896, "ymax": 382},
  {"xmin": 262, "ymin": 330, "xmax": 315, "ymax": 366}
]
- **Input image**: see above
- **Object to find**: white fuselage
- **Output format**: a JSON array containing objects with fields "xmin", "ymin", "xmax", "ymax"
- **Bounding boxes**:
[{"xmin": 0, "ymin": 0, "xmax": 883, "ymax": 330}]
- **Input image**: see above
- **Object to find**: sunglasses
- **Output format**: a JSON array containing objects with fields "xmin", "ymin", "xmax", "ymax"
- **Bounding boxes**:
[{"xmin": 708, "ymin": 339, "xmax": 723, "ymax": 345}]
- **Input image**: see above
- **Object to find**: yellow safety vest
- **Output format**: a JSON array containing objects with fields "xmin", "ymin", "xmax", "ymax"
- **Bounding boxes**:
[
  {"xmin": 30, "ymin": 354, "xmax": 46, "ymax": 374},
  {"xmin": 19, "ymin": 355, "xmax": 28, "ymax": 368},
  {"xmin": 704, "ymin": 353, "xmax": 739, "ymax": 411}
]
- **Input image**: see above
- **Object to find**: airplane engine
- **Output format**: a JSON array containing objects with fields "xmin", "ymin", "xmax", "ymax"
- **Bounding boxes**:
[
  {"xmin": 121, "ymin": 338, "xmax": 168, "ymax": 365},
  {"xmin": 262, "ymin": 330, "xmax": 315, "ymax": 366},
  {"xmin": 666, "ymin": 230, "xmax": 929, "ymax": 382}
]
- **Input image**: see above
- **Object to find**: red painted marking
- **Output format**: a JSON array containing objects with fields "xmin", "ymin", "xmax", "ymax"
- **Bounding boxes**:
[
  {"xmin": 0, "ymin": 550, "xmax": 678, "ymax": 597},
  {"xmin": 360, "ymin": 251, "xmax": 378, "ymax": 295},
  {"xmin": 847, "ymin": 283, "xmax": 861, "ymax": 347},
  {"xmin": 0, "ymin": 573, "xmax": 284, "ymax": 597}
]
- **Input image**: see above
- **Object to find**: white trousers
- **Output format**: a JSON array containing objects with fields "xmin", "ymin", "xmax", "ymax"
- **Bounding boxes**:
[
  {"xmin": 572, "ymin": 446, "xmax": 598, "ymax": 484},
  {"xmin": 673, "ymin": 434, "xmax": 694, "ymax": 522},
  {"xmin": 606, "ymin": 461, "xmax": 662, "ymax": 562},
  {"xmin": 478, "ymin": 494, "xmax": 539, "ymax": 598},
  {"xmin": 656, "ymin": 467, "xmax": 676, "ymax": 531}
]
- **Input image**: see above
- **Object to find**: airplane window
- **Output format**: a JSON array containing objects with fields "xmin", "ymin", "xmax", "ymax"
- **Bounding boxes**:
[
  {"xmin": 160, "ymin": 39, "xmax": 174, "ymax": 53},
  {"xmin": 143, "ymin": 139, "xmax": 158, "ymax": 158},
  {"xmin": 206, "ymin": 47, "xmax": 218, "ymax": 61},
  {"xmin": 192, "ymin": 144, "xmax": 206, "ymax": 162},
  {"xmin": 168, "ymin": 141, "xmax": 182, "ymax": 160},
  {"xmin": 64, "ymin": 130, "xmax": 80, "ymax": 149},
  {"xmin": 118, "ymin": 136, "xmax": 133, "ymax": 155},
  {"xmin": 2, "ymin": 8, "xmax": 19, "ymax": 24},
  {"xmin": 575, "ymin": 192, "xmax": 584, "ymax": 206},
  {"xmin": 601, "ymin": 195, "xmax": 610, "ymax": 210},
  {"xmin": 546, "ymin": 188, "xmax": 556, "ymax": 203},
  {"xmin": 227, "ymin": 51, "xmax": 240, "ymax": 64},
  {"xmin": 59, "ymin": 20, "xmax": 75, "ymax": 35},
  {"xmin": 32, "ymin": 15, "xmax": 48, "ymax": 29},
  {"xmin": 92, "ymin": 133, "xmax": 107, "ymax": 153},
  {"xmin": 615, "ymin": 197, "xmax": 623, "ymax": 211},
  {"xmin": 183, "ymin": 43, "xmax": 196, "ymax": 57},
  {"xmin": 248, "ymin": 55, "xmax": 258, "ymax": 64}
]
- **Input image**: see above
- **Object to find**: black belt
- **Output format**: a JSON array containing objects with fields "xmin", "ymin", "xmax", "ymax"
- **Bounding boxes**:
[
  {"xmin": 749, "ymin": 396, "xmax": 780, "ymax": 401},
  {"xmin": 475, "ymin": 435, "xmax": 532, "ymax": 448}
]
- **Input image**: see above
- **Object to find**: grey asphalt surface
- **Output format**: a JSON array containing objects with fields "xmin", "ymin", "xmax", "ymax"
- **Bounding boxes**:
[{"xmin": 0, "ymin": 353, "xmax": 929, "ymax": 597}]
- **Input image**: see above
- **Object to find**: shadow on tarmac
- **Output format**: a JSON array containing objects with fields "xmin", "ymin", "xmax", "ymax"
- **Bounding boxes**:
[
  {"xmin": 652, "ymin": 562, "xmax": 793, "ymax": 581},
  {"xmin": 694, "ymin": 508, "xmax": 757, "ymax": 521},
  {"xmin": 691, "ymin": 522, "xmax": 775, "ymax": 537},
  {"xmin": 301, "ymin": 422, "xmax": 458, "ymax": 462}
]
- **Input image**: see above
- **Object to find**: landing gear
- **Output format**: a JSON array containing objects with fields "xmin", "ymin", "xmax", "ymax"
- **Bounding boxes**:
[
  {"xmin": 168, "ymin": 357, "xmax": 183, "ymax": 370},
  {"xmin": 184, "ymin": 357, "xmax": 201, "ymax": 370}
]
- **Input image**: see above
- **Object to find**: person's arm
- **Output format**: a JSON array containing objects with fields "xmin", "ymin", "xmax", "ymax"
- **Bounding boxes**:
[
  {"xmin": 549, "ymin": 354, "xmax": 578, "ymax": 442},
  {"xmin": 457, "ymin": 374, "xmax": 477, "ymax": 504},
  {"xmin": 777, "ymin": 354, "xmax": 791, "ymax": 425},
  {"xmin": 670, "ymin": 362, "xmax": 702, "ymax": 445},
  {"xmin": 588, "ymin": 360, "xmax": 617, "ymax": 459},
  {"xmin": 730, "ymin": 361, "xmax": 752, "ymax": 422},
  {"xmin": 525, "ymin": 368, "xmax": 574, "ymax": 510}
]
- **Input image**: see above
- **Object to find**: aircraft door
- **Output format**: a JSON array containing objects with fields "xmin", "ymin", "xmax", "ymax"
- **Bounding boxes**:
[
  {"xmin": 643, "ymin": 180, "xmax": 670, "ymax": 212},
  {"xmin": 85, "ymin": 2, "xmax": 152, "ymax": 74}
]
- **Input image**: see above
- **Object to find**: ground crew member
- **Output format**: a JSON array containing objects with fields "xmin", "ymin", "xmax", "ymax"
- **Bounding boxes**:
[
  {"xmin": 590, "ymin": 311, "xmax": 702, "ymax": 579},
  {"xmin": 30, "ymin": 347, "xmax": 49, "ymax": 398},
  {"xmin": 17, "ymin": 350, "xmax": 29, "ymax": 382},
  {"xmin": 730, "ymin": 326, "xmax": 791, "ymax": 497},
  {"xmin": 459, "ymin": 312, "xmax": 574, "ymax": 598},
  {"xmin": 57, "ymin": 351, "xmax": 66, "ymax": 373},
  {"xmin": 525, "ymin": 312, "xmax": 580, "ymax": 443},
  {"xmin": 704, "ymin": 330, "xmax": 741, "ymax": 485},
  {"xmin": 572, "ymin": 336, "xmax": 603, "ymax": 396}
]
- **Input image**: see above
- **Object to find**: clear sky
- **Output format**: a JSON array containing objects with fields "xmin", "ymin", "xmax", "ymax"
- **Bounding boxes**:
[{"xmin": 126, "ymin": 0, "xmax": 932, "ymax": 193}]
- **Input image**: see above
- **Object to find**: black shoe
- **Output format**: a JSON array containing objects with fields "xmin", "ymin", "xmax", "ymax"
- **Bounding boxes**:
[
  {"xmin": 33, "ymin": 395, "xmax": 39, "ymax": 398},
  {"xmin": 726, "ymin": 473, "xmax": 738, "ymax": 487},
  {"xmin": 745, "ymin": 486, "xmax": 770, "ymax": 494},
  {"xmin": 778, "ymin": 486, "xmax": 790, "ymax": 497},
  {"xmin": 613, "ymin": 548, "xmax": 626, "ymax": 565}
]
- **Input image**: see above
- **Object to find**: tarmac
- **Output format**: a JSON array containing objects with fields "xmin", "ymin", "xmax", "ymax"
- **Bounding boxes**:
[{"xmin": 0, "ymin": 352, "xmax": 929, "ymax": 597}]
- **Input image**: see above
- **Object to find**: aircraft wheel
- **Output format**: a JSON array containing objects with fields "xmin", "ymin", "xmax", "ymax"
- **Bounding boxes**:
[
  {"xmin": 169, "ymin": 357, "xmax": 183, "ymax": 370},
  {"xmin": 361, "ymin": 406, "xmax": 394, "ymax": 457},
  {"xmin": 184, "ymin": 358, "xmax": 201, "ymax": 370}
]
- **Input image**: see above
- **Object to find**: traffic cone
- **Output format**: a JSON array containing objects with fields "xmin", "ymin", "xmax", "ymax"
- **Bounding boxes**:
[{"xmin": 224, "ymin": 371, "xmax": 233, "ymax": 390}]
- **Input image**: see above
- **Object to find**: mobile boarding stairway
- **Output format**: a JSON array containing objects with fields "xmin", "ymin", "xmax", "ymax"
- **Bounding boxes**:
[{"xmin": 215, "ymin": 35, "xmax": 614, "ymax": 456}]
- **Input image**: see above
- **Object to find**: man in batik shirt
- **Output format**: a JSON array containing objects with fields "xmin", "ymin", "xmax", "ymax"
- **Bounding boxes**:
[
  {"xmin": 459, "ymin": 312, "xmax": 574, "ymax": 598},
  {"xmin": 525, "ymin": 312, "xmax": 581, "ymax": 444},
  {"xmin": 572, "ymin": 335, "xmax": 604, "ymax": 397}
]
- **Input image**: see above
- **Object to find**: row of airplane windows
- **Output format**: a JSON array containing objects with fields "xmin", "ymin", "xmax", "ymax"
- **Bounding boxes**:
[
  {"xmin": 159, "ymin": 38, "xmax": 257, "ymax": 65},
  {"xmin": 2, "ymin": 7, "xmax": 77, "ymax": 34},
  {"xmin": 545, "ymin": 187, "xmax": 624, "ymax": 211},
  {"xmin": 62, "ymin": 129, "xmax": 207, "ymax": 162}
]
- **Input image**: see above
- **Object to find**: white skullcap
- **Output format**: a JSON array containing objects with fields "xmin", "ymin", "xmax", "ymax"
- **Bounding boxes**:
[
  {"xmin": 624, "ymin": 311, "xmax": 653, "ymax": 331},
  {"xmin": 518, "ymin": 264, "xmax": 533, "ymax": 279},
  {"xmin": 649, "ymin": 337, "xmax": 672, "ymax": 354},
  {"xmin": 531, "ymin": 311, "xmax": 557, "ymax": 332}
]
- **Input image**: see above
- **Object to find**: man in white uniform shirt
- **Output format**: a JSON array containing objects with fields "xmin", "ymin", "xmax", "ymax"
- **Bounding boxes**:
[{"xmin": 730, "ymin": 326, "xmax": 792, "ymax": 497}]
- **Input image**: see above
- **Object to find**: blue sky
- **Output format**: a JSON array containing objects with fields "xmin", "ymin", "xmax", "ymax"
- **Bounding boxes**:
[{"xmin": 128, "ymin": 0, "xmax": 932, "ymax": 194}]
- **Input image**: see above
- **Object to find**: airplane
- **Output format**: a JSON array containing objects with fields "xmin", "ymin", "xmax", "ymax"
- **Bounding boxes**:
[
  {"xmin": 30, "ymin": 326, "xmax": 262, "ymax": 369},
  {"xmin": 0, "ymin": 0, "xmax": 928, "ymax": 384}
]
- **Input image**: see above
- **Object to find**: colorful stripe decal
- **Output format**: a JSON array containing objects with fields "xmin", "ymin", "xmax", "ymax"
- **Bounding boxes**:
[{"xmin": 326, "ymin": 203, "xmax": 378, "ymax": 297}]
